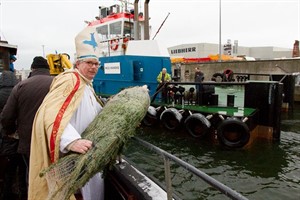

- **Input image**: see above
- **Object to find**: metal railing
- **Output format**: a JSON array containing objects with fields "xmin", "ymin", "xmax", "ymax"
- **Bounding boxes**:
[{"xmin": 131, "ymin": 137, "xmax": 249, "ymax": 200}]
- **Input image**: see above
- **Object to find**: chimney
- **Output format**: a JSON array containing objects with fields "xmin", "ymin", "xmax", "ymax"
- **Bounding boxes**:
[{"xmin": 292, "ymin": 40, "xmax": 299, "ymax": 57}]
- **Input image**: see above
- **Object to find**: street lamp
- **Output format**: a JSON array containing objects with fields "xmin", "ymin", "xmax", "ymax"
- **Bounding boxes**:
[
  {"xmin": 218, "ymin": 0, "xmax": 222, "ymax": 62},
  {"xmin": 42, "ymin": 45, "xmax": 45, "ymax": 57}
]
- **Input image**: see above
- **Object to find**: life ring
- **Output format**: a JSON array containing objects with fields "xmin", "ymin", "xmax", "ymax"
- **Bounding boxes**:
[
  {"xmin": 142, "ymin": 106, "xmax": 158, "ymax": 126},
  {"xmin": 184, "ymin": 113, "xmax": 211, "ymax": 138},
  {"xmin": 110, "ymin": 38, "xmax": 119, "ymax": 51},
  {"xmin": 123, "ymin": 37, "xmax": 129, "ymax": 43},
  {"xmin": 122, "ymin": 37, "xmax": 129, "ymax": 50},
  {"xmin": 223, "ymin": 69, "xmax": 234, "ymax": 82},
  {"xmin": 160, "ymin": 108, "xmax": 182, "ymax": 130},
  {"xmin": 217, "ymin": 117, "xmax": 250, "ymax": 148}
]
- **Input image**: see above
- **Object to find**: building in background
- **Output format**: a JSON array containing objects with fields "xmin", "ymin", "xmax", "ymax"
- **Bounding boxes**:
[
  {"xmin": 15, "ymin": 69, "xmax": 31, "ymax": 80},
  {"xmin": 168, "ymin": 40, "xmax": 294, "ymax": 60}
]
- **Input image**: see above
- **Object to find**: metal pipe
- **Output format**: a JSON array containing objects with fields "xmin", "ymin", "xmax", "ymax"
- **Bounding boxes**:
[
  {"xmin": 219, "ymin": 0, "xmax": 222, "ymax": 62},
  {"xmin": 144, "ymin": 0, "xmax": 150, "ymax": 40},
  {"xmin": 132, "ymin": 137, "xmax": 249, "ymax": 200},
  {"xmin": 134, "ymin": 0, "xmax": 139, "ymax": 40},
  {"xmin": 152, "ymin": 12, "xmax": 170, "ymax": 40},
  {"xmin": 164, "ymin": 156, "xmax": 173, "ymax": 200}
]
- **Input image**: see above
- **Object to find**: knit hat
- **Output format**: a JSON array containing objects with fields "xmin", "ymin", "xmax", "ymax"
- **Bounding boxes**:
[
  {"xmin": 75, "ymin": 26, "xmax": 101, "ymax": 61},
  {"xmin": 31, "ymin": 56, "xmax": 49, "ymax": 69},
  {"xmin": 10, "ymin": 55, "xmax": 17, "ymax": 61}
]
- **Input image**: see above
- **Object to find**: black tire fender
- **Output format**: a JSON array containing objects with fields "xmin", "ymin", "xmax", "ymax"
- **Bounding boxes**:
[
  {"xmin": 142, "ymin": 106, "xmax": 158, "ymax": 126},
  {"xmin": 160, "ymin": 108, "xmax": 182, "ymax": 130},
  {"xmin": 212, "ymin": 73, "xmax": 224, "ymax": 82},
  {"xmin": 223, "ymin": 69, "xmax": 234, "ymax": 82},
  {"xmin": 217, "ymin": 117, "xmax": 250, "ymax": 148},
  {"xmin": 184, "ymin": 113, "xmax": 211, "ymax": 138}
]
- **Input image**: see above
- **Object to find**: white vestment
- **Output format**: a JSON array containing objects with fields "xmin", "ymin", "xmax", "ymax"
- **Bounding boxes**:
[{"xmin": 60, "ymin": 84, "xmax": 104, "ymax": 200}]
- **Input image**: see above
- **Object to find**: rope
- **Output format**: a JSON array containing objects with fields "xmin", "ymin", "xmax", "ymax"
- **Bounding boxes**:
[{"xmin": 151, "ymin": 82, "xmax": 167, "ymax": 103}]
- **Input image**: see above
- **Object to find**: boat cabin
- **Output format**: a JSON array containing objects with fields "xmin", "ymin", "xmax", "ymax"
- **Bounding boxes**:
[
  {"xmin": 0, "ymin": 39, "xmax": 17, "ymax": 72},
  {"xmin": 89, "ymin": 3, "xmax": 148, "ymax": 57},
  {"xmin": 88, "ymin": 2, "xmax": 172, "ymax": 98}
]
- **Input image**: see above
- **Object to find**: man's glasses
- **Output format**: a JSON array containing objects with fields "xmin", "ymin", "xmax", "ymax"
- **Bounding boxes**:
[{"xmin": 83, "ymin": 61, "xmax": 100, "ymax": 68}]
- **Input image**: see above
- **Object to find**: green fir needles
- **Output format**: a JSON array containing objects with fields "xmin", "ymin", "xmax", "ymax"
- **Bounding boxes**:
[{"xmin": 41, "ymin": 85, "xmax": 150, "ymax": 200}]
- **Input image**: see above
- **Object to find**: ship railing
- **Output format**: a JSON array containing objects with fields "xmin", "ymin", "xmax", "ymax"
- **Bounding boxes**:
[
  {"xmin": 233, "ymin": 72, "xmax": 294, "ymax": 83},
  {"xmin": 152, "ymin": 81, "xmax": 247, "ymax": 106},
  {"xmin": 129, "ymin": 137, "xmax": 249, "ymax": 200}
]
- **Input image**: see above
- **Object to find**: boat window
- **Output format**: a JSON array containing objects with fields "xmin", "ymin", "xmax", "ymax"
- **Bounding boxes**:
[
  {"xmin": 109, "ymin": 21, "xmax": 122, "ymax": 39},
  {"xmin": 124, "ymin": 21, "xmax": 134, "ymax": 37},
  {"xmin": 296, "ymin": 74, "xmax": 300, "ymax": 85},
  {"xmin": 0, "ymin": 55, "xmax": 3, "ymax": 71},
  {"xmin": 96, "ymin": 25, "xmax": 109, "ymax": 41},
  {"xmin": 0, "ymin": 51, "xmax": 7, "ymax": 71}
]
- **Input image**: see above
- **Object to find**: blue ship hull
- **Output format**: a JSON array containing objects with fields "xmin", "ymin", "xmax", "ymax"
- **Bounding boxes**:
[{"xmin": 94, "ymin": 55, "xmax": 172, "ymax": 98}]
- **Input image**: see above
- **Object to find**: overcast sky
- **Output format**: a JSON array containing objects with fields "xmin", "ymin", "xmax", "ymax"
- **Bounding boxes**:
[{"xmin": 0, "ymin": 0, "xmax": 299, "ymax": 70}]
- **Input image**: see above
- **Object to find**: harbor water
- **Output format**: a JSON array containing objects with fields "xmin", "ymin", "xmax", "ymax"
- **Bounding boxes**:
[{"xmin": 123, "ymin": 103, "xmax": 300, "ymax": 200}]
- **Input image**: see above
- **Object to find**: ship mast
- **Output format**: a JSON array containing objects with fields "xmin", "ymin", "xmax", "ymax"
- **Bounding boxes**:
[
  {"xmin": 133, "ymin": 0, "xmax": 139, "ymax": 40},
  {"xmin": 144, "ymin": 0, "xmax": 150, "ymax": 40}
]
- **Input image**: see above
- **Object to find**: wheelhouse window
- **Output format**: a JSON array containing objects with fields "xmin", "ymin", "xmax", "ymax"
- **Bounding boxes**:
[
  {"xmin": 109, "ymin": 21, "xmax": 122, "ymax": 39},
  {"xmin": 124, "ymin": 21, "xmax": 134, "ymax": 37},
  {"xmin": 96, "ymin": 25, "xmax": 108, "ymax": 41}
]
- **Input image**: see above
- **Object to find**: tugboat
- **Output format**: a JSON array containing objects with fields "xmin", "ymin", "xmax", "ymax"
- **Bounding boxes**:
[{"xmin": 87, "ymin": 0, "xmax": 172, "ymax": 98}]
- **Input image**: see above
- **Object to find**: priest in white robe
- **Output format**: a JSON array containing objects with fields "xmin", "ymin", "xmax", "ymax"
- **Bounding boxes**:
[{"xmin": 28, "ymin": 26, "xmax": 105, "ymax": 200}]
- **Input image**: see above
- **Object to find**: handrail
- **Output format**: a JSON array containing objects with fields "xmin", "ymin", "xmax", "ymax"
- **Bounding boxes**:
[
  {"xmin": 131, "ymin": 137, "xmax": 249, "ymax": 200},
  {"xmin": 168, "ymin": 81, "xmax": 247, "ymax": 86}
]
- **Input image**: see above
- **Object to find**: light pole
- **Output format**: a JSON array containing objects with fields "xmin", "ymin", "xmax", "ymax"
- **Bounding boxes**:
[
  {"xmin": 42, "ymin": 45, "xmax": 45, "ymax": 57},
  {"xmin": 218, "ymin": 0, "xmax": 222, "ymax": 62}
]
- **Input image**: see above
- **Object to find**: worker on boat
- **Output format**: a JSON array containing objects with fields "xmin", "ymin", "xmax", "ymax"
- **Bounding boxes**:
[
  {"xmin": 156, "ymin": 68, "xmax": 171, "ymax": 103},
  {"xmin": 194, "ymin": 67, "xmax": 204, "ymax": 83},
  {"xmin": 9, "ymin": 55, "xmax": 17, "ymax": 73},
  {"xmin": 194, "ymin": 67, "xmax": 204, "ymax": 104}
]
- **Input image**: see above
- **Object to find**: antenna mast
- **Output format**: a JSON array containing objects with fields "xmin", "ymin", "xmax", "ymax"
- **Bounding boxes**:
[{"xmin": 152, "ymin": 12, "xmax": 170, "ymax": 40}]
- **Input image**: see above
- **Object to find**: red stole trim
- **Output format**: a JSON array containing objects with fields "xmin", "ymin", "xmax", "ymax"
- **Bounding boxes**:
[{"xmin": 50, "ymin": 72, "xmax": 80, "ymax": 163}]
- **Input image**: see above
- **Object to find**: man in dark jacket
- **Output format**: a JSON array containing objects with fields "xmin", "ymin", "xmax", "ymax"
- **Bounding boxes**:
[
  {"xmin": 1, "ymin": 56, "xmax": 53, "ymax": 198},
  {"xmin": 0, "ymin": 71, "xmax": 19, "ymax": 200},
  {"xmin": 194, "ymin": 67, "xmax": 204, "ymax": 83},
  {"xmin": 0, "ymin": 71, "xmax": 18, "ymax": 112},
  {"xmin": 194, "ymin": 67, "xmax": 204, "ymax": 104}
]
